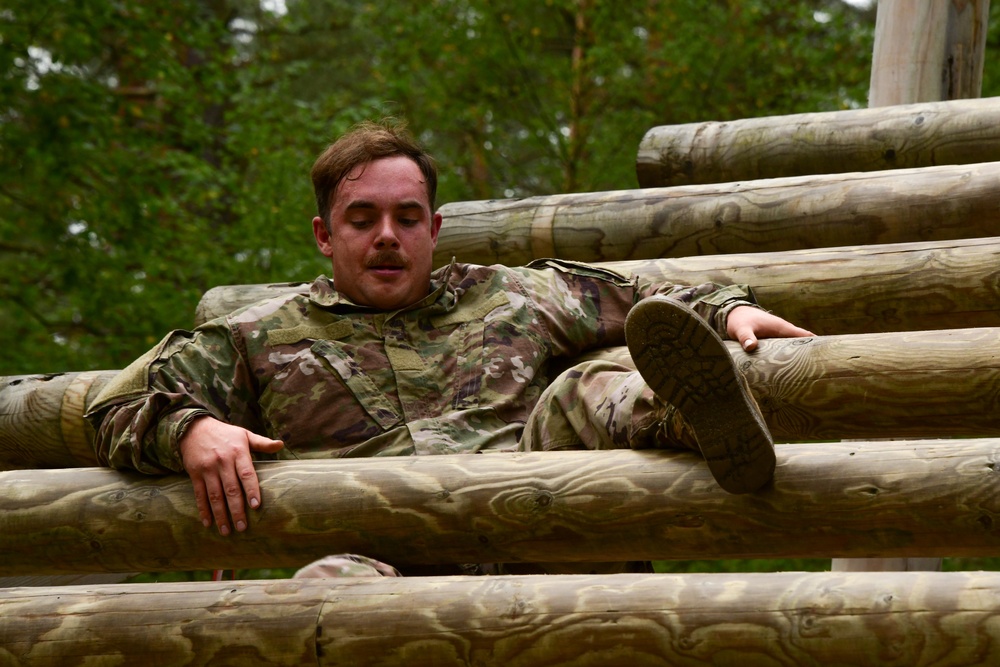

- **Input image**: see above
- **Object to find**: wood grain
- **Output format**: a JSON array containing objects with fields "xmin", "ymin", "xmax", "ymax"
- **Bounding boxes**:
[
  {"xmin": 575, "ymin": 327, "xmax": 1000, "ymax": 442},
  {"xmin": 0, "ymin": 372, "xmax": 112, "ymax": 470},
  {"xmin": 196, "ymin": 236, "xmax": 1000, "ymax": 335},
  {"xmin": 869, "ymin": 1, "xmax": 989, "ymax": 108},
  {"xmin": 637, "ymin": 97, "xmax": 1000, "ymax": 187},
  {"xmin": 5, "ymin": 327, "xmax": 1000, "ymax": 470},
  {"xmin": 435, "ymin": 161, "xmax": 1000, "ymax": 266},
  {"xmin": 3, "ymin": 442, "xmax": 1000, "ymax": 575},
  {"xmin": 5, "ymin": 571, "xmax": 1000, "ymax": 666}
]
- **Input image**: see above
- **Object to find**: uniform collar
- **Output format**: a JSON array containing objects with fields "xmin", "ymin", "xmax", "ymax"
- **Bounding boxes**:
[{"xmin": 308, "ymin": 258, "xmax": 459, "ymax": 315}]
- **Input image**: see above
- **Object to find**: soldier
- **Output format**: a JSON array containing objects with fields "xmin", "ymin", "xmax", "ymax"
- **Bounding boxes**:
[{"xmin": 86, "ymin": 119, "xmax": 813, "ymax": 546}]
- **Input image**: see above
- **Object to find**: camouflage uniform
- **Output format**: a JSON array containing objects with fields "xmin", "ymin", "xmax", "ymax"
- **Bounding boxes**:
[{"xmin": 86, "ymin": 259, "xmax": 755, "ymax": 474}]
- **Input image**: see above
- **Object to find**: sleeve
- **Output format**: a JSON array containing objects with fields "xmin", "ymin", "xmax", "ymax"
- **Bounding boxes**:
[
  {"xmin": 84, "ymin": 319, "xmax": 263, "ymax": 474},
  {"xmin": 635, "ymin": 278, "xmax": 759, "ymax": 337},
  {"xmin": 521, "ymin": 259, "xmax": 758, "ymax": 355}
]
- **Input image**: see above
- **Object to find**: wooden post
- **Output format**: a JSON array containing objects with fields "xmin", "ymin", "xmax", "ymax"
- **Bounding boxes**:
[
  {"xmin": 2, "ymin": 441, "xmax": 1000, "ymax": 576},
  {"xmin": 835, "ymin": 0, "xmax": 991, "ymax": 575},
  {"xmin": 869, "ymin": 0, "xmax": 990, "ymax": 107},
  {"xmin": 5, "ymin": 571, "xmax": 1000, "ymax": 666}
]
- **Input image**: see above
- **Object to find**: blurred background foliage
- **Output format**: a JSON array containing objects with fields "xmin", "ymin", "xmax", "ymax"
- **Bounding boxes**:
[
  {"xmin": 0, "ymin": 0, "xmax": 900, "ymax": 374},
  {"xmin": 5, "ymin": 0, "xmax": 1000, "ymax": 579}
]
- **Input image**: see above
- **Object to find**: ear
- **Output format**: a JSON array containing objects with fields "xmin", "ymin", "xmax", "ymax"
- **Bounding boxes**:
[
  {"xmin": 429, "ymin": 212, "xmax": 443, "ymax": 247},
  {"xmin": 313, "ymin": 216, "xmax": 334, "ymax": 257}
]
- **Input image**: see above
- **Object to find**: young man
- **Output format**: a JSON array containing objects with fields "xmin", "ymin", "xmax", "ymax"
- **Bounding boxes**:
[{"xmin": 87, "ymin": 120, "xmax": 812, "ymax": 539}]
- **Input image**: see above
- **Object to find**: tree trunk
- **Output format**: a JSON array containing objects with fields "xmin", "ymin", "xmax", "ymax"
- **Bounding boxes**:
[
  {"xmin": 434, "ymin": 161, "xmax": 1000, "ymax": 267},
  {"xmin": 2, "ymin": 440, "xmax": 999, "ymax": 575},
  {"xmin": 635, "ymin": 97, "xmax": 1000, "ymax": 186},
  {"xmin": 5, "ymin": 571, "xmax": 1000, "ymax": 666}
]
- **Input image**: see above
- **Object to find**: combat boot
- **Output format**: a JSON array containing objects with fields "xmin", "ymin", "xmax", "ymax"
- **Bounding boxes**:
[{"xmin": 625, "ymin": 296, "xmax": 775, "ymax": 494}]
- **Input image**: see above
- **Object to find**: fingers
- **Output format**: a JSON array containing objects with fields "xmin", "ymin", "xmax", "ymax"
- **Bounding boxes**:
[
  {"xmin": 180, "ymin": 417, "xmax": 276, "ymax": 536},
  {"xmin": 242, "ymin": 434, "xmax": 284, "ymax": 513},
  {"xmin": 726, "ymin": 306, "xmax": 815, "ymax": 353},
  {"xmin": 190, "ymin": 474, "xmax": 213, "ymax": 529}
]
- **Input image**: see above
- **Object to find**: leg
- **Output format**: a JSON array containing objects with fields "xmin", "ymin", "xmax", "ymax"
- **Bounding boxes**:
[
  {"xmin": 625, "ymin": 296, "xmax": 775, "ymax": 494},
  {"xmin": 521, "ymin": 358, "xmax": 699, "ymax": 453}
]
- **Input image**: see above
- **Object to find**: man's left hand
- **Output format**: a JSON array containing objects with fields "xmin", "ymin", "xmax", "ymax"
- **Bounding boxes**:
[{"xmin": 726, "ymin": 305, "xmax": 815, "ymax": 352}]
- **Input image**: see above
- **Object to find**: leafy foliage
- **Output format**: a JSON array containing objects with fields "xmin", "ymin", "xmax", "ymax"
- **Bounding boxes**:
[{"xmin": 0, "ymin": 0, "xmax": 986, "ymax": 375}]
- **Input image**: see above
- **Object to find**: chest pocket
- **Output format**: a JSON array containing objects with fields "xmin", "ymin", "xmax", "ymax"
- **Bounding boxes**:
[
  {"xmin": 431, "ymin": 291, "xmax": 508, "ymax": 411},
  {"xmin": 310, "ymin": 339, "xmax": 403, "ymax": 430}
]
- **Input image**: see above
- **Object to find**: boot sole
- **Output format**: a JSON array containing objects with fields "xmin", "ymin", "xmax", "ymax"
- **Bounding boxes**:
[{"xmin": 625, "ymin": 297, "xmax": 775, "ymax": 494}]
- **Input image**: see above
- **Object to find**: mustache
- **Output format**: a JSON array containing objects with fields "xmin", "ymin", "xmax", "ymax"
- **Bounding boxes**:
[{"xmin": 365, "ymin": 250, "xmax": 409, "ymax": 268}]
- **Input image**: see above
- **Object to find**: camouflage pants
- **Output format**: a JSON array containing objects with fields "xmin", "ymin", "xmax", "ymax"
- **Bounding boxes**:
[
  {"xmin": 520, "ymin": 359, "xmax": 699, "ymax": 453},
  {"xmin": 293, "ymin": 361, "xmax": 694, "ymax": 579}
]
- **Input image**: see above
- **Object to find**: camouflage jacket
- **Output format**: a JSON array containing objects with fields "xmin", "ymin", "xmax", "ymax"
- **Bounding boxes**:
[{"xmin": 86, "ymin": 260, "xmax": 755, "ymax": 473}]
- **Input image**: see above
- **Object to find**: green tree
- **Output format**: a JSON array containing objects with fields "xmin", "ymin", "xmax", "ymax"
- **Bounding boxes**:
[{"xmin": 3, "ymin": 0, "xmax": 963, "ymax": 376}]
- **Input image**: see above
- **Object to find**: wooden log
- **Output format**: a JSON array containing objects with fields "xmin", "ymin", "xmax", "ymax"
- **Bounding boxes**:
[
  {"xmin": 635, "ymin": 98, "xmax": 1000, "ymax": 187},
  {"xmin": 433, "ymin": 161, "xmax": 1000, "ymax": 266},
  {"xmin": 196, "ymin": 236, "xmax": 1000, "ymax": 335},
  {"xmin": 869, "ymin": 0, "xmax": 990, "ymax": 107},
  {"xmin": 841, "ymin": 0, "xmax": 988, "ymax": 575},
  {"xmin": 0, "ymin": 372, "xmax": 113, "ymax": 470},
  {"xmin": 4, "ymin": 571, "xmax": 1000, "ymax": 666},
  {"xmin": 578, "ymin": 327, "xmax": 1000, "ymax": 443},
  {"xmin": 5, "ymin": 327, "xmax": 1000, "ymax": 471},
  {"xmin": 2, "ymin": 441, "xmax": 1000, "ymax": 575}
]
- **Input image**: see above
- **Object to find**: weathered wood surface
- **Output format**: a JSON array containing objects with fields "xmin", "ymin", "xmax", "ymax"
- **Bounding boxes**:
[
  {"xmin": 0, "ymin": 371, "xmax": 111, "ymax": 470},
  {"xmin": 636, "ymin": 98, "xmax": 1000, "ymax": 187},
  {"xmin": 5, "ymin": 571, "xmax": 1000, "ymax": 666},
  {"xmin": 580, "ymin": 327, "xmax": 1000, "ymax": 442},
  {"xmin": 2, "ymin": 441, "xmax": 1000, "ymax": 575},
  {"xmin": 431, "ymin": 161, "xmax": 1000, "ymax": 265},
  {"xmin": 869, "ymin": 0, "xmax": 989, "ymax": 108},
  {"xmin": 5, "ymin": 327, "xmax": 1000, "ymax": 471},
  {"xmin": 196, "ymin": 236, "xmax": 1000, "ymax": 335}
]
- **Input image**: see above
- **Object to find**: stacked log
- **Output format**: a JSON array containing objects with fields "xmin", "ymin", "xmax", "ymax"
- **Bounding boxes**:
[
  {"xmin": 2, "ymin": 442, "xmax": 999, "ymax": 576},
  {"xmin": 635, "ymin": 97, "xmax": 1000, "ymax": 186},
  {"xmin": 433, "ymin": 161, "xmax": 1000, "ymax": 266},
  {"xmin": 5, "ymin": 571, "xmax": 1000, "ymax": 666}
]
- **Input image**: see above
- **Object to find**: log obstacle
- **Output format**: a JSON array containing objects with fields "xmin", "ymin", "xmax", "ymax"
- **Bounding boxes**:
[
  {"xmin": 432, "ymin": 161, "xmax": 1000, "ymax": 266},
  {"xmin": 4, "ymin": 571, "xmax": 1000, "ymax": 666},
  {"xmin": 635, "ymin": 97, "xmax": 1000, "ymax": 187},
  {"xmin": 197, "ymin": 236, "xmax": 1000, "ymax": 334},
  {"xmin": 3, "ymin": 441, "xmax": 1000, "ymax": 576},
  {"xmin": 0, "ymin": 371, "xmax": 111, "ymax": 470},
  {"xmin": 5, "ymin": 327, "xmax": 1000, "ymax": 470}
]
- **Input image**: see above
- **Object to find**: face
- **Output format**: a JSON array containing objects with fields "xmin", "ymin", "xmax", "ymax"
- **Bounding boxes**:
[{"xmin": 313, "ymin": 156, "xmax": 442, "ymax": 310}]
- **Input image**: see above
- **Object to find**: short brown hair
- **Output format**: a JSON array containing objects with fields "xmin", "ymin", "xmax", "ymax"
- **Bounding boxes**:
[{"xmin": 311, "ymin": 119, "xmax": 438, "ymax": 228}]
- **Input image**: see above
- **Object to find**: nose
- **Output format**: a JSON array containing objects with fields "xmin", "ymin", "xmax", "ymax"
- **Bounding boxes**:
[{"xmin": 373, "ymin": 216, "xmax": 400, "ymax": 248}]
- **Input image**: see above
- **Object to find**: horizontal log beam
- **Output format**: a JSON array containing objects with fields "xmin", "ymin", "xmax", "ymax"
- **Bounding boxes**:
[
  {"xmin": 582, "ymin": 327, "xmax": 1000, "ymax": 442},
  {"xmin": 5, "ymin": 571, "xmax": 1000, "ymax": 666},
  {"xmin": 197, "ymin": 236, "xmax": 1000, "ymax": 335},
  {"xmin": 0, "ymin": 372, "xmax": 109, "ymax": 470},
  {"xmin": 5, "ymin": 326, "xmax": 999, "ymax": 471},
  {"xmin": 636, "ymin": 97, "xmax": 1000, "ymax": 187},
  {"xmin": 2, "ymin": 441, "xmax": 1000, "ymax": 575},
  {"xmin": 432, "ymin": 161, "xmax": 1000, "ymax": 266}
]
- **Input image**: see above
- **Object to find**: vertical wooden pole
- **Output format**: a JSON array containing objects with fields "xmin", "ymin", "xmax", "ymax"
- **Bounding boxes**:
[
  {"xmin": 869, "ymin": 0, "xmax": 990, "ymax": 106},
  {"xmin": 832, "ymin": 0, "xmax": 991, "ymax": 574}
]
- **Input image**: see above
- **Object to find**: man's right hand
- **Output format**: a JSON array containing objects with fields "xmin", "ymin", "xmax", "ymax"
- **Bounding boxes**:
[{"xmin": 179, "ymin": 416, "xmax": 285, "ymax": 536}]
